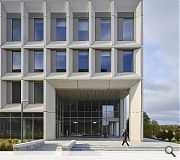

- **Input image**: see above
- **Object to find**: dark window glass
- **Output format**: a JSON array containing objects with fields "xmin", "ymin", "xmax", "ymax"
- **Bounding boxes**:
[
  {"xmin": 12, "ymin": 18, "xmax": 21, "ymax": 41},
  {"xmin": 34, "ymin": 51, "xmax": 43, "ymax": 72},
  {"xmin": 101, "ymin": 19, "xmax": 111, "ymax": 41},
  {"xmin": 123, "ymin": 51, "xmax": 133, "ymax": 72},
  {"xmin": 78, "ymin": 19, "xmax": 89, "ymax": 41},
  {"xmin": 101, "ymin": 50, "xmax": 111, "ymax": 72},
  {"xmin": 56, "ymin": 51, "xmax": 66, "ymax": 72},
  {"xmin": 123, "ymin": 18, "xmax": 134, "ymax": 41},
  {"xmin": 12, "ymin": 51, "xmax": 21, "ymax": 72},
  {"xmin": 78, "ymin": 50, "xmax": 89, "ymax": 72},
  {"xmin": 56, "ymin": 19, "xmax": 66, "ymax": 41},
  {"xmin": 12, "ymin": 82, "xmax": 21, "ymax": 103},
  {"xmin": 0, "ymin": 118, "xmax": 10, "ymax": 138},
  {"xmin": 34, "ymin": 18, "xmax": 43, "ymax": 41},
  {"xmin": 24, "ymin": 118, "xmax": 32, "ymax": 139},
  {"xmin": 11, "ymin": 118, "xmax": 21, "ymax": 139},
  {"xmin": 34, "ymin": 118, "xmax": 43, "ymax": 139},
  {"xmin": 34, "ymin": 82, "xmax": 43, "ymax": 103}
]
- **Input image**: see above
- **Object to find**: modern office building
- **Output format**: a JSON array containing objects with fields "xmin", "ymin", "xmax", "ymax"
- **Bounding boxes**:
[{"xmin": 0, "ymin": 0, "xmax": 143, "ymax": 142}]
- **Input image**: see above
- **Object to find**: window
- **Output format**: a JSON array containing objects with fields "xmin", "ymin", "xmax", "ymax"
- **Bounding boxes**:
[
  {"xmin": 12, "ymin": 19, "xmax": 21, "ymax": 41},
  {"xmin": 123, "ymin": 51, "xmax": 133, "ymax": 72},
  {"xmin": 78, "ymin": 50, "xmax": 89, "ymax": 72},
  {"xmin": 101, "ymin": 19, "xmax": 111, "ymax": 41},
  {"xmin": 78, "ymin": 19, "xmax": 89, "ymax": 41},
  {"xmin": 56, "ymin": 51, "xmax": 66, "ymax": 72},
  {"xmin": 101, "ymin": 51, "xmax": 111, "ymax": 72},
  {"xmin": 123, "ymin": 18, "xmax": 134, "ymax": 41},
  {"xmin": 12, "ymin": 51, "xmax": 21, "ymax": 72},
  {"xmin": 34, "ymin": 19, "xmax": 43, "ymax": 41},
  {"xmin": 56, "ymin": 19, "xmax": 66, "ymax": 41},
  {"xmin": 34, "ymin": 82, "xmax": 43, "ymax": 103},
  {"xmin": 12, "ymin": 82, "xmax": 21, "ymax": 103},
  {"xmin": 34, "ymin": 51, "xmax": 43, "ymax": 72}
]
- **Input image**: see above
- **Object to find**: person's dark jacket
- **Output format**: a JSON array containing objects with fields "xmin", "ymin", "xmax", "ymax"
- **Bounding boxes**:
[{"xmin": 122, "ymin": 131, "xmax": 129, "ymax": 140}]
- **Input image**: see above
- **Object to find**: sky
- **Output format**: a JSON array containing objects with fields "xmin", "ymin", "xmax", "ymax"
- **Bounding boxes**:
[{"xmin": 143, "ymin": 0, "xmax": 179, "ymax": 125}]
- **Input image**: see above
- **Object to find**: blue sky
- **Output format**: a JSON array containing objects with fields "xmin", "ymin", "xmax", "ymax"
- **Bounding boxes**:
[{"xmin": 143, "ymin": 0, "xmax": 179, "ymax": 124}]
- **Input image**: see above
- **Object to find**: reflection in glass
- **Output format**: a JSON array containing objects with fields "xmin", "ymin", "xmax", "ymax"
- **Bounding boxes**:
[
  {"xmin": 56, "ymin": 51, "xmax": 66, "ymax": 72},
  {"xmin": 12, "ymin": 81, "xmax": 21, "ymax": 103},
  {"xmin": 34, "ymin": 82, "xmax": 43, "ymax": 103},
  {"xmin": 123, "ymin": 19, "xmax": 134, "ymax": 41},
  {"xmin": 12, "ymin": 51, "xmax": 21, "ymax": 72},
  {"xmin": 56, "ymin": 19, "xmax": 66, "ymax": 41},
  {"xmin": 34, "ymin": 51, "xmax": 43, "ymax": 72},
  {"xmin": 34, "ymin": 19, "xmax": 43, "ymax": 41},
  {"xmin": 101, "ymin": 19, "xmax": 111, "ymax": 41},
  {"xmin": 78, "ymin": 50, "xmax": 89, "ymax": 72},
  {"xmin": 12, "ymin": 19, "xmax": 21, "ymax": 41},
  {"xmin": 123, "ymin": 51, "xmax": 133, "ymax": 72},
  {"xmin": 101, "ymin": 50, "xmax": 111, "ymax": 72},
  {"xmin": 78, "ymin": 19, "xmax": 89, "ymax": 41}
]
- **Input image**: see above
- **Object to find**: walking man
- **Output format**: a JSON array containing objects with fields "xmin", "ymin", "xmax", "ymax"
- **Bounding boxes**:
[{"xmin": 122, "ymin": 129, "xmax": 129, "ymax": 146}]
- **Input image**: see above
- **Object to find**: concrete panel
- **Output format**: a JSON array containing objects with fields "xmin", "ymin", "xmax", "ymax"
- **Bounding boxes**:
[
  {"xmin": 129, "ymin": 81, "xmax": 143, "ymax": 142},
  {"xmin": 67, "ymin": 48, "xmax": 73, "ymax": 76},
  {"xmin": 78, "ymin": 80, "xmax": 110, "ymax": 89},
  {"xmin": 111, "ymin": 48, "xmax": 117, "ymax": 76},
  {"xmin": 89, "ymin": 0, "xmax": 95, "ymax": 44},
  {"xmin": 7, "ymin": 19, "xmax": 12, "ymax": 41},
  {"xmin": 95, "ymin": 50, "xmax": 101, "ymax": 72},
  {"xmin": 73, "ymin": 50, "xmax": 78, "ymax": 72},
  {"xmin": 29, "ymin": 81, "xmax": 34, "ymax": 104},
  {"xmin": 21, "ymin": 80, "xmax": 28, "ymax": 106},
  {"xmin": 51, "ymin": 18, "xmax": 56, "ymax": 41},
  {"xmin": 21, "ymin": 1, "xmax": 29, "ymax": 44},
  {"xmin": 120, "ymin": 99, "xmax": 125, "ymax": 136},
  {"xmin": 51, "ymin": 50, "xmax": 56, "ymax": 72},
  {"xmin": 134, "ymin": 48, "xmax": 142, "ymax": 76},
  {"xmin": 7, "ymin": 81, "xmax": 12, "ymax": 104},
  {"xmin": 117, "ymin": 50, "xmax": 123, "ymax": 73},
  {"xmin": 117, "ymin": 18, "xmax": 123, "ymax": 41},
  {"xmin": 28, "ymin": 50, "xmax": 34, "ymax": 73},
  {"xmin": 95, "ymin": 18, "xmax": 101, "ymax": 41},
  {"xmin": 0, "ymin": 2, "xmax": 7, "ymax": 44},
  {"xmin": 73, "ymin": 18, "xmax": 78, "ymax": 41},
  {"xmin": 0, "ymin": 80, "xmax": 7, "ymax": 108},
  {"xmin": 89, "ymin": 48, "xmax": 95, "ymax": 76},
  {"xmin": 29, "ymin": 18, "xmax": 34, "ymax": 41},
  {"xmin": 7, "ymin": 50, "xmax": 12, "ymax": 73},
  {"xmin": 0, "ymin": 49, "xmax": 7, "ymax": 76},
  {"xmin": 134, "ymin": 16, "xmax": 142, "ymax": 44},
  {"xmin": 48, "ymin": 80, "xmax": 78, "ymax": 89},
  {"xmin": 45, "ymin": 49, "xmax": 51, "ymax": 76},
  {"xmin": 22, "ymin": 49, "xmax": 28, "ymax": 76}
]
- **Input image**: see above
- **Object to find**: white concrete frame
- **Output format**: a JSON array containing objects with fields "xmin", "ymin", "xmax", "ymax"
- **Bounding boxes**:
[{"xmin": 0, "ymin": 0, "xmax": 143, "ymax": 142}]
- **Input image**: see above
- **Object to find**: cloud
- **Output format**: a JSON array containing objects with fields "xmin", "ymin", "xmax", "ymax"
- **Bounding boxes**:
[{"xmin": 143, "ymin": 0, "xmax": 180, "ymax": 125}]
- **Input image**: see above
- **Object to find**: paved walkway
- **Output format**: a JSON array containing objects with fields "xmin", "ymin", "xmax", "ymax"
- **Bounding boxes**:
[{"xmin": 36, "ymin": 138, "xmax": 180, "ymax": 151}]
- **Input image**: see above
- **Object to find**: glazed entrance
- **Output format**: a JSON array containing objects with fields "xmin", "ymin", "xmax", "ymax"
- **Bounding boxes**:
[{"xmin": 56, "ymin": 100, "xmax": 121, "ymax": 138}]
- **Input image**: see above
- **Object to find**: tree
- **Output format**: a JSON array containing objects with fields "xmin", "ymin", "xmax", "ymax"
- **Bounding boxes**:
[
  {"xmin": 174, "ymin": 132, "xmax": 180, "ymax": 141},
  {"xmin": 151, "ymin": 120, "xmax": 160, "ymax": 138},
  {"xmin": 167, "ymin": 130, "xmax": 174, "ymax": 142},
  {"xmin": 161, "ymin": 130, "xmax": 167, "ymax": 141},
  {"xmin": 143, "ymin": 112, "xmax": 152, "ymax": 138}
]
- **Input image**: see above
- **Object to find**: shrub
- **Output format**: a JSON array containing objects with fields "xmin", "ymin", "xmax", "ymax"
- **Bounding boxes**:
[
  {"xmin": 167, "ymin": 130, "xmax": 174, "ymax": 142},
  {"xmin": 0, "ymin": 139, "xmax": 19, "ymax": 151},
  {"xmin": 175, "ymin": 132, "xmax": 180, "ymax": 141},
  {"xmin": 160, "ymin": 130, "xmax": 168, "ymax": 141}
]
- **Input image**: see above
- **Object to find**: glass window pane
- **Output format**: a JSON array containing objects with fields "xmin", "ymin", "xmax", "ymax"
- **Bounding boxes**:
[
  {"xmin": 12, "ymin": 81, "xmax": 21, "ymax": 103},
  {"xmin": 34, "ymin": 82, "xmax": 43, "ymax": 103},
  {"xmin": 12, "ymin": 19, "xmax": 21, "ymax": 41},
  {"xmin": 123, "ymin": 51, "xmax": 133, "ymax": 72},
  {"xmin": 101, "ymin": 50, "xmax": 111, "ymax": 72},
  {"xmin": 123, "ymin": 19, "xmax": 134, "ymax": 41},
  {"xmin": 78, "ymin": 19, "xmax": 89, "ymax": 41},
  {"xmin": 34, "ymin": 118, "xmax": 43, "ymax": 139},
  {"xmin": 78, "ymin": 50, "xmax": 89, "ymax": 72},
  {"xmin": 12, "ymin": 51, "xmax": 21, "ymax": 72},
  {"xmin": 56, "ymin": 51, "xmax": 66, "ymax": 72},
  {"xmin": 34, "ymin": 19, "xmax": 43, "ymax": 41},
  {"xmin": 24, "ymin": 118, "xmax": 32, "ymax": 139},
  {"xmin": 101, "ymin": 19, "xmax": 111, "ymax": 41},
  {"xmin": 0, "ymin": 118, "xmax": 10, "ymax": 139},
  {"xmin": 34, "ymin": 51, "xmax": 43, "ymax": 72},
  {"xmin": 11, "ymin": 118, "xmax": 21, "ymax": 139},
  {"xmin": 56, "ymin": 19, "xmax": 66, "ymax": 41}
]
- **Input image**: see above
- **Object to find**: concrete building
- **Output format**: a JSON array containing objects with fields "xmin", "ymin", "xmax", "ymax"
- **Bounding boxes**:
[{"xmin": 0, "ymin": 0, "xmax": 143, "ymax": 142}]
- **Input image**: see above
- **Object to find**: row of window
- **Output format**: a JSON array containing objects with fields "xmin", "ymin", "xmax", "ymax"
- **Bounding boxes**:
[
  {"xmin": 10, "ymin": 81, "xmax": 43, "ymax": 104},
  {"xmin": 9, "ymin": 17, "xmax": 133, "ymax": 41},
  {"xmin": 9, "ymin": 50, "xmax": 133, "ymax": 73}
]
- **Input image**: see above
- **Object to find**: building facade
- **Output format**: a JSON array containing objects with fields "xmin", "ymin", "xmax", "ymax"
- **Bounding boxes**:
[{"xmin": 0, "ymin": 0, "xmax": 143, "ymax": 142}]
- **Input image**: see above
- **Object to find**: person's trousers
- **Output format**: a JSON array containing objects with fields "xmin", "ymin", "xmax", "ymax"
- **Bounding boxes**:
[{"xmin": 122, "ymin": 139, "xmax": 129, "ymax": 146}]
